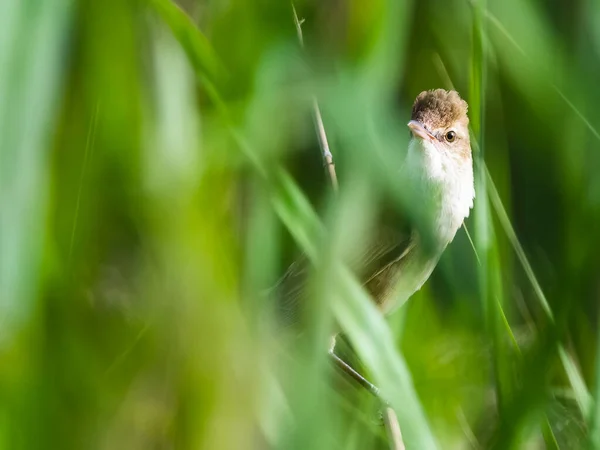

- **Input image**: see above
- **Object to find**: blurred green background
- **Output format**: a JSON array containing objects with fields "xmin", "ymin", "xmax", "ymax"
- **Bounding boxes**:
[{"xmin": 2, "ymin": 0, "xmax": 600, "ymax": 448}]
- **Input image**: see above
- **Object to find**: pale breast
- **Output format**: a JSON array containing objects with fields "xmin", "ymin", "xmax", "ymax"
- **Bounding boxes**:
[{"xmin": 405, "ymin": 138, "xmax": 475, "ymax": 247}]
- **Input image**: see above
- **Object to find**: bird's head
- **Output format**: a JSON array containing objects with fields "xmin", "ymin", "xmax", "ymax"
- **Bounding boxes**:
[{"xmin": 407, "ymin": 89, "xmax": 471, "ymax": 175}]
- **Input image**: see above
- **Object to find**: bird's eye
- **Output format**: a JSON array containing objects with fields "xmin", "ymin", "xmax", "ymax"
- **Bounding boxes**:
[{"xmin": 445, "ymin": 130, "xmax": 456, "ymax": 142}]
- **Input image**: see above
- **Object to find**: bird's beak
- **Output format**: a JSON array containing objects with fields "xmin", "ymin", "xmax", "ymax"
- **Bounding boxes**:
[{"xmin": 407, "ymin": 120, "xmax": 435, "ymax": 142}]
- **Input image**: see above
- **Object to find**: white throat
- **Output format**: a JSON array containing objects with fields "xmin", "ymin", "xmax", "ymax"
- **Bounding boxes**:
[{"xmin": 404, "ymin": 138, "xmax": 475, "ymax": 247}]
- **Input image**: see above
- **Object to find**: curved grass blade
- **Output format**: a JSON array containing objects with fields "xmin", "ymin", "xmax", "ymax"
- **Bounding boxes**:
[
  {"xmin": 332, "ymin": 267, "xmax": 438, "ymax": 449},
  {"xmin": 485, "ymin": 167, "xmax": 592, "ymax": 420},
  {"xmin": 147, "ymin": 0, "xmax": 225, "ymax": 85},
  {"xmin": 272, "ymin": 172, "xmax": 438, "ymax": 449}
]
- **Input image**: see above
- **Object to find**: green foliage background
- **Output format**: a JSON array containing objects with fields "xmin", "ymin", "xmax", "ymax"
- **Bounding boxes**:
[{"xmin": 2, "ymin": 0, "xmax": 600, "ymax": 448}]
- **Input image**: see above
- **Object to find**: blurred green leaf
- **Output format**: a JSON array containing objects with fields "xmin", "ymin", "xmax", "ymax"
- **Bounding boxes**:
[
  {"xmin": 0, "ymin": 0, "xmax": 72, "ymax": 337},
  {"xmin": 270, "ymin": 171, "xmax": 437, "ymax": 448},
  {"xmin": 148, "ymin": 0, "xmax": 225, "ymax": 85},
  {"xmin": 332, "ymin": 267, "xmax": 438, "ymax": 449},
  {"xmin": 589, "ymin": 318, "xmax": 600, "ymax": 448}
]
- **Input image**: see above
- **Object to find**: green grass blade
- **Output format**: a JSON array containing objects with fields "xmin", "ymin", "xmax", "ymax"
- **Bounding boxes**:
[
  {"xmin": 269, "ymin": 168, "xmax": 438, "ymax": 449},
  {"xmin": 485, "ymin": 167, "xmax": 553, "ymax": 321},
  {"xmin": 559, "ymin": 347, "xmax": 593, "ymax": 420},
  {"xmin": 482, "ymin": 4, "xmax": 600, "ymax": 143},
  {"xmin": 589, "ymin": 314, "xmax": 600, "ymax": 448},
  {"xmin": 147, "ymin": 0, "xmax": 225, "ymax": 84},
  {"xmin": 333, "ymin": 267, "xmax": 438, "ymax": 449},
  {"xmin": 486, "ymin": 166, "xmax": 592, "ymax": 420},
  {"xmin": 0, "ymin": 0, "xmax": 73, "ymax": 334}
]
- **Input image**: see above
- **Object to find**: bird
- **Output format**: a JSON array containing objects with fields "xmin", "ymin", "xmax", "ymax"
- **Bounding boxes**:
[{"xmin": 273, "ymin": 89, "xmax": 474, "ymax": 344}]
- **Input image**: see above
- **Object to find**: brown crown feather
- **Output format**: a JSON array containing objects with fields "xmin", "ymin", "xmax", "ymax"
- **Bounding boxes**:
[{"xmin": 411, "ymin": 89, "xmax": 469, "ymax": 130}]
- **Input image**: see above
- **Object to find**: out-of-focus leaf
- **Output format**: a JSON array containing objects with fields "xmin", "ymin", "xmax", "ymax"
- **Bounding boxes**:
[
  {"xmin": 332, "ymin": 267, "xmax": 438, "ymax": 449},
  {"xmin": 147, "ymin": 0, "xmax": 225, "ymax": 85},
  {"xmin": 0, "ymin": 0, "xmax": 72, "ymax": 340},
  {"xmin": 487, "ymin": 167, "xmax": 592, "ymax": 419},
  {"xmin": 271, "ymin": 170, "xmax": 324, "ymax": 262},
  {"xmin": 589, "ymin": 318, "xmax": 600, "ymax": 448},
  {"xmin": 269, "ymin": 168, "xmax": 437, "ymax": 449},
  {"xmin": 559, "ymin": 347, "xmax": 593, "ymax": 420},
  {"xmin": 483, "ymin": 1, "xmax": 600, "ymax": 143},
  {"xmin": 485, "ymin": 168, "xmax": 553, "ymax": 320}
]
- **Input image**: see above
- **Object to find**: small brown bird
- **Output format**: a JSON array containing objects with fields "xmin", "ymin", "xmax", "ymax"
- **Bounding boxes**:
[{"xmin": 275, "ymin": 89, "xmax": 474, "ymax": 332}]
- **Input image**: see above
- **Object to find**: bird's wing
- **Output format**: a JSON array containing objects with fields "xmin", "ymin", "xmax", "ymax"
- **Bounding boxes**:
[{"xmin": 271, "ymin": 225, "xmax": 414, "ymax": 329}]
